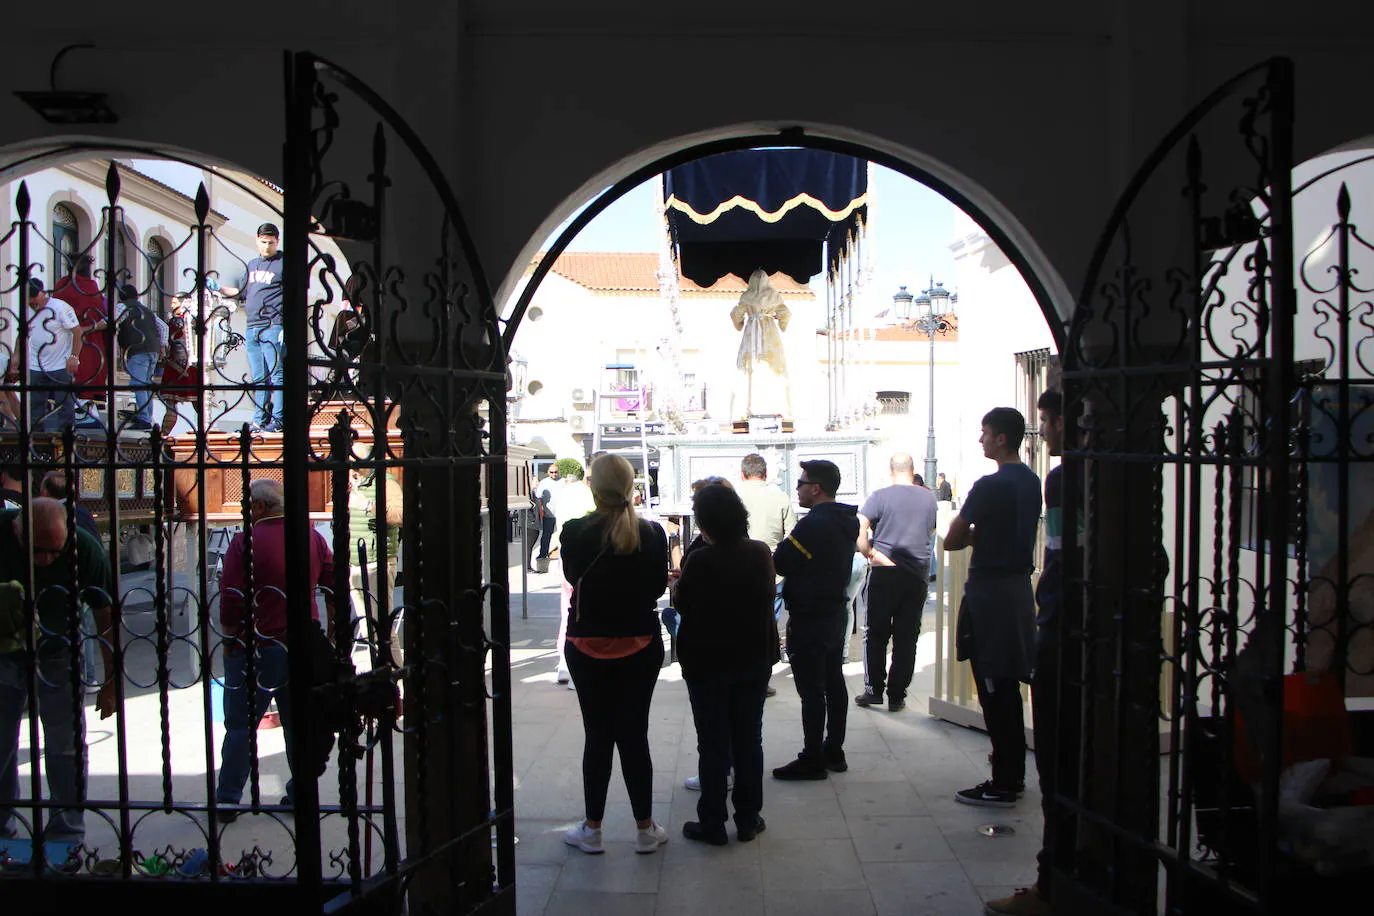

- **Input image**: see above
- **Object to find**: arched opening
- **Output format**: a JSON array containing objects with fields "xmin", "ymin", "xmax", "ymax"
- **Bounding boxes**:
[
  {"xmin": 0, "ymin": 141, "xmax": 389, "ymax": 893},
  {"xmin": 499, "ymin": 128, "xmax": 1072, "ymax": 348},
  {"xmin": 497, "ymin": 136, "xmax": 1065, "ymax": 905}
]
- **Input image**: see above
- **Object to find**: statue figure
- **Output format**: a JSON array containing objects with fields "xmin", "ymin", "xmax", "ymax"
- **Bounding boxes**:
[{"xmin": 730, "ymin": 269, "xmax": 792, "ymax": 418}]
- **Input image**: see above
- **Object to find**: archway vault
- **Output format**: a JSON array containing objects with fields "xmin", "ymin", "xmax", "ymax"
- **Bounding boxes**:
[{"xmin": 499, "ymin": 122, "xmax": 1073, "ymax": 350}]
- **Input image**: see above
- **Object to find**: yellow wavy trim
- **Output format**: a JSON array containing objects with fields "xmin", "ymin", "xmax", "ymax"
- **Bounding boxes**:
[
  {"xmin": 665, "ymin": 191, "xmax": 869, "ymax": 226},
  {"xmin": 786, "ymin": 534, "xmax": 813, "ymax": 560}
]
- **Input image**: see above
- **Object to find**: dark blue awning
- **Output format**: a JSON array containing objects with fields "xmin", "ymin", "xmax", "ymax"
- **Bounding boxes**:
[{"xmin": 665, "ymin": 150, "xmax": 867, "ymax": 287}]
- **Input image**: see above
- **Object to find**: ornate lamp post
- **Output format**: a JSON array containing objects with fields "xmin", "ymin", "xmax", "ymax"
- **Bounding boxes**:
[{"xmin": 893, "ymin": 281, "xmax": 953, "ymax": 486}]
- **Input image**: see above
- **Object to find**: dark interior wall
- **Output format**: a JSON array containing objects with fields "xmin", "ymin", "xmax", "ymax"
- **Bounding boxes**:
[{"xmin": 2, "ymin": 1, "xmax": 1374, "ymax": 327}]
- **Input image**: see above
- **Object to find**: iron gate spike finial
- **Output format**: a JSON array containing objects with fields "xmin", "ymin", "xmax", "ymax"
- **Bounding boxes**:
[
  {"xmin": 194, "ymin": 183, "xmax": 210, "ymax": 225},
  {"xmin": 1337, "ymin": 182, "xmax": 1351, "ymax": 221},
  {"xmin": 105, "ymin": 161, "xmax": 120, "ymax": 204},
  {"xmin": 14, "ymin": 180, "xmax": 28, "ymax": 219},
  {"xmin": 373, "ymin": 122, "xmax": 386, "ymax": 172}
]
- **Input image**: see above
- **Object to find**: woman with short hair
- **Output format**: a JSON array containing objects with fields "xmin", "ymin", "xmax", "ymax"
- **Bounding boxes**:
[
  {"xmin": 561, "ymin": 454, "xmax": 670, "ymax": 855},
  {"xmin": 674, "ymin": 482, "xmax": 779, "ymax": 844}
]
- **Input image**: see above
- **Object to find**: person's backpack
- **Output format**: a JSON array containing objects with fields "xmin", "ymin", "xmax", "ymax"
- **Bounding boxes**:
[{"xmin": 117, "ymin": 301, "xmax": 160, "ymax": 354}]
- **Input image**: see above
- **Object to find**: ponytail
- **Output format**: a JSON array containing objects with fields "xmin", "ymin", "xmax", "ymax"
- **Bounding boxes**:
[{"xmin": 589, "ymin": 454, "xmax": 641, "ymax": 554}]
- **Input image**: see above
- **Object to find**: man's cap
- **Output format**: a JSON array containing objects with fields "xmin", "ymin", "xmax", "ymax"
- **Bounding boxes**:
[
  {"xmin": 26, "ymin": 278, "xmax": 45, "ymax": 295},
  {"xmin": 256, "ymin": 222, "xmax": 280, "ymax": 238}
]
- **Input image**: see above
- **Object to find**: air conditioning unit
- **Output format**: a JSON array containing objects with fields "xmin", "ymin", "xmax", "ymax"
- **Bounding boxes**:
[
  {"xmin": 569, "ymin": 414, "xmax": 587, "ymax": 431},
  {"xmin": 693, "ymin": 422, "xmax": 714, "ymax": 436},
  {"xmin": 571, "ymin": 387, "xmax": 588, "ymax": 403}
]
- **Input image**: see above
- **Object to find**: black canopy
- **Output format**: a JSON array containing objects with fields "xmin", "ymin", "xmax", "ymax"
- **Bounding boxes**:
[{"xmin": 664, "ymin": 150, "xmax": 867, "ymax": 287}]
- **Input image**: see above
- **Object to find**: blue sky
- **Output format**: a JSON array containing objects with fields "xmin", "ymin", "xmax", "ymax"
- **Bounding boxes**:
[{"xmin": 557, "ymin": 163, "xmax": 963, "ymax": 324}]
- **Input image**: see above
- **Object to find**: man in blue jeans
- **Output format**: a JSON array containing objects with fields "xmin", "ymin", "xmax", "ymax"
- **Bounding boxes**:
[
  {"xmin": 215, "ymin": 479, "xmax": 336, "ymax": 820},
  {"xmin": 21, "ymin": 278, "xmax": 81, "ymax": 432},
  {"xmin": 217, "ymin": 223, "xmax": 285, "ymax": 432},
  {"xmin": 112, "ymin": 285, "xmax": 168, "ymax": 430}
]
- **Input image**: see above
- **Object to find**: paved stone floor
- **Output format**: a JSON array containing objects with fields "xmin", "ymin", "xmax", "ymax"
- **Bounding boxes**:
[{"xmin": 507, "ymin": 563, "xmax": 1043, "ymax": 916}]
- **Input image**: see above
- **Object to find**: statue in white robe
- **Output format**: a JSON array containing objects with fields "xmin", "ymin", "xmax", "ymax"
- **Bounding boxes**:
[{"xmin": 730, "ymin": 269, "xmax": 792, "ymax": 419}]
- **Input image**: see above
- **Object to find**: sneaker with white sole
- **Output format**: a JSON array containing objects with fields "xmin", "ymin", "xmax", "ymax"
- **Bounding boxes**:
[
  {"xmin": 955, "ymin": 780, "xmax": 1019, "ymax": 808},
  {"xmin": 635, "ymin": 821, "xmax": 668, "ymax": 854},
  {"xmin": 684, "ymin": 773, "xmax": 733, "ymax": 791},
  {"xmin": 563, "ymin": 821, "xmax": 604, "ymax": 854}
]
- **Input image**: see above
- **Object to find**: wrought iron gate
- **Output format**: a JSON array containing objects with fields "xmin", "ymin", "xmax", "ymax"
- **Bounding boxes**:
[
  {"xmin": 1057, "ymin": 57, "xmax": 1373, "ymax": 914},
  {"xmin": 0, "ymin": 51, "xmax": 514, "ymax": 915}
]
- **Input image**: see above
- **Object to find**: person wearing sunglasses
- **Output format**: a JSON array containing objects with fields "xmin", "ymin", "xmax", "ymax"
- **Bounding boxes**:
[{"xmin": 770, "ymin": 460, "xmax": 859, "ymax": 780}]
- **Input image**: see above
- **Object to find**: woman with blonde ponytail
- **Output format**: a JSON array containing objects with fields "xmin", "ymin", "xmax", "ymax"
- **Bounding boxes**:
[{"xmin": 559, "ymin": 454, "xmax": 671, "ymax": 855}]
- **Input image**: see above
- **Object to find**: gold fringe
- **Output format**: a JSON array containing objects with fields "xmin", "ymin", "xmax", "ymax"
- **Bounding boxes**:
[{"xmin": 665, "ymin": 191, "xmax": 869, "ymax": 226}]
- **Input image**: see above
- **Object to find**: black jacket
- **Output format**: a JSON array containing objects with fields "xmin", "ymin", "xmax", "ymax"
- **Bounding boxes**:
[
  {"xmin": 675, "ymin": 538, "xmax": 778, "ymax": 674},
  {"xmin": 773, "ymin": 501, "xmax": 859, "ymax": 616},
  {"xmin": 561, "ymin": 514, "xmax": 668, "ymax": 638}
]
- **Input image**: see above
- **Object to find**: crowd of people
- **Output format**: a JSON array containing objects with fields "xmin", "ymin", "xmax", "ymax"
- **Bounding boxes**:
[
  {"xmin": 551, "ymin": 400, "xmax": 1067, "ymax": 916},
  {"xmin": 0, "ymin": 462, "xmax": 404, "ymax": 847},
  {"xmin": 2, "ymin": 221, "xmax": 288, "ymax": 436}
]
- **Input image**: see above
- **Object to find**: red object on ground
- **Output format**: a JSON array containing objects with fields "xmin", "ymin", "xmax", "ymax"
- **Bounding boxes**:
[{"xmin": 1235, "ymin": 671, "xmax": 1354, "ymax": 784}]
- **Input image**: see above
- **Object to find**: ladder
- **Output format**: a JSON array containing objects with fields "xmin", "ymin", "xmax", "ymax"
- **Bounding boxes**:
[{"xmin": 591, "ymin": 363, "xmax": 656, "ymax": 506}]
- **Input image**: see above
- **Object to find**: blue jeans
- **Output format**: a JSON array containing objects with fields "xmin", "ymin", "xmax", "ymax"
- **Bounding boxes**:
[
  {"xmin": 0, "ymin": 652, "xmax": 88, "ymax": 841},
  {"xmin": 216, "ymin": 644, "xmax": 296, "ymax": 805},
  {"xmin": 29, "ymin": 368, "xmax": 76, "ymax": 432},
  {"xmin": 685, "ymin": 665, "xmax": 769, "ymax": 830},
  {"xmin": 243, "ymin": 324, "xmax": 284, "ymax": 427},
  {"xmin": 124, "ymin": 350, "xmax": 158, "ymax": 424}
]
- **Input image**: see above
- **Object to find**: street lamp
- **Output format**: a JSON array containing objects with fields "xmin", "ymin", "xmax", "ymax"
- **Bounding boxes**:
[{"xmin": 894, "ymin": 280, "xmax": 954, "ymax": 487}]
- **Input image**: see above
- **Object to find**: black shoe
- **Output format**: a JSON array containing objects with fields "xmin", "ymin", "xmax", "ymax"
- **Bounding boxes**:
[
  {"xmin": 772, "ymin": 755, "xmax": 828, "ymax": 781},
  {"xmin": 765, "ymin": 684, "xmax": 777, "ymax": 698},
  {"xmin": 682, "ymin": 821, "xmax": 728, "ymax": 846},
  {"xmin": 887, "ymin": 697, "xmax": 907, "ymax": 712},
  {"xmin": 217, "ymin": 807, "xmax": 239, "ymax": 824},
  {"xmin": 824, "ymin": 748, "xmax": 848, "ymax": 773},
  {"xmin": 854, "ymin": 691, "xmax": 883, "ymax": 708},
  {"xmin": 735, "ymin": 816, "xmax": 767, "ymax": 842},
  {"xmin": 954, "ymin": 780, "xmax": 1018, "ymax": 808}
]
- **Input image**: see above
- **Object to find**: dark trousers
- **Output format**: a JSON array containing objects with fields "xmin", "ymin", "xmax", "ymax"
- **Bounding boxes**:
[
  {"xmin": 972, "ymin": 657, "xmax": 1026, "ymax": 790},
  {"xmin": 861, "ymin": 564, "xmax": 929, "ymax": 702},
  {"xmin": 1033, "ymin": 648, "xmax": 1059, "ymax": 899},
  {"xmin": 787, "ymin": 613, "xmax": 847, "ymax": 758},
  {"xmin": 685, "ymin": 665, "xmax": 769, "ymax": 830},
  {"xmin": 537, "ymin": 515, "xmax": 556, "ymax": 560},
  {"xmin": 564, "ymin": 635, "xmax": 664, "ymax": 822}
]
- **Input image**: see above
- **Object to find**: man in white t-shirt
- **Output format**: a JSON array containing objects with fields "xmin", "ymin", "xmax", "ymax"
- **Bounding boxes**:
[
  {"xmin": 23, "ymin": 279, "xmax": 82, "ymax": 432},
  {"xmin": 531, "ymin": 463, "xmax": 560, "ymax": 570}
]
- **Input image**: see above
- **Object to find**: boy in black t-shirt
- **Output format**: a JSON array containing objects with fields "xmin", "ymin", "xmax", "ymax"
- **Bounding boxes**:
[{"xmin": 943, "ymin": 407, "xmax": 1041, "ymax": 808}]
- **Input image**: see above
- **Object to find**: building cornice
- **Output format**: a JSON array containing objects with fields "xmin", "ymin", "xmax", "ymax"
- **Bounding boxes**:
[{"xmin": 58, "ymin": 160, "xmax": 229, "ymax": 229}]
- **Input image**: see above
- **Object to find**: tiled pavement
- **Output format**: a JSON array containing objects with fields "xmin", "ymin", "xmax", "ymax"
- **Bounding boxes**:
[{"xmin": 507, "ymin": 564, "xmax": 1043, "ymax": 916}]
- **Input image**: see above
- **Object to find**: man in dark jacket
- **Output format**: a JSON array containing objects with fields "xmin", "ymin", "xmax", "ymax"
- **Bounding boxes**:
[{"xmin": 771, "ymin": 459, "xmax": 860, "ymax": 780}]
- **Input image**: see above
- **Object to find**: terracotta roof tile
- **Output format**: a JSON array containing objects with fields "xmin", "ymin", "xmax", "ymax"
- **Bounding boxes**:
[{"xmin": 534, "ymin": 251, "xmax": 812, "ymax": 297}]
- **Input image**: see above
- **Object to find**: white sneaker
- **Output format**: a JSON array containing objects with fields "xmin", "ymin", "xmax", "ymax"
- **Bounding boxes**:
[
  {"xmin": 563, "ymin": 821, "xmax": 604, "ymax": 854},
  {"xmin": 635, "ymin": 821, "xmax": 668, "ymax": 854},
  {"xmin": 684, "ymin": 774, "xmax": 733, "ymax": 791}
]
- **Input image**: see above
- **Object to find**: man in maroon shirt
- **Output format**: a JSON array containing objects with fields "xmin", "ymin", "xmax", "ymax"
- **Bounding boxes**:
[{"xmin": 215, "ymin": 478, "xmax": 336, "ymax": 820}]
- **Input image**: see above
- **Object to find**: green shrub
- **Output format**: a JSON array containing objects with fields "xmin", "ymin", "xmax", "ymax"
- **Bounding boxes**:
[{"xmin": 555, "ymin": 457, "xmax": 584, "ymax": 480}]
